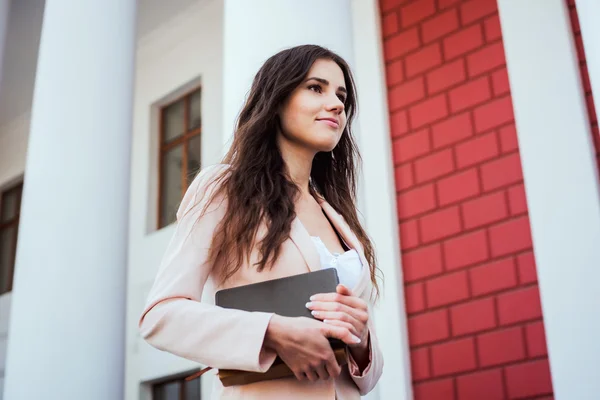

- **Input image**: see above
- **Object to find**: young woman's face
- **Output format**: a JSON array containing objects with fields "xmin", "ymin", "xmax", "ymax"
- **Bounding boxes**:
[{"xmin": 278, "ymin": 59, "xmax": 348, "ymax": 153}]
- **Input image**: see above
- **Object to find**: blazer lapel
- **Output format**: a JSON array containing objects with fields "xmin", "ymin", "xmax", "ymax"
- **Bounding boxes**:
[{"xmin": 289, "ymin": 217, "xmax": 322, "ymax": 272}]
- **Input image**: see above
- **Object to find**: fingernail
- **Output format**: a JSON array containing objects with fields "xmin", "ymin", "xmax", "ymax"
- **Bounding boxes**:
[
  {"xmin": 311, "ymin": 311, "xmax": 319, "ymax": 317},
  {"xmin": 309, "ymin": 295, "xmax": 316, "ymax": 301},
  {"xmin": 352, "ymin": 335, "xmax": 361, "ymax": 344},
  {"xmin": 305, "ymin": 302, "xmax": 313, "ymax": 309}
]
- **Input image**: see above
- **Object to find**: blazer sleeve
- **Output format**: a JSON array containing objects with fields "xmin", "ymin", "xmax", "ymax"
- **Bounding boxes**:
[
  {"xmin": 138, "ymin": 164, "xmax": 278, "ymax": 373},
  {"xmin": 346, "ymin": 294, "xmax": 384, "ymax": 395}
]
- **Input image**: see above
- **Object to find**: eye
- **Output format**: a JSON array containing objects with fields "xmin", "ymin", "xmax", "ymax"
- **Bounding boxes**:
[
  {"xmin": 308, "ymin": 84, "xmax": 322, "ymax": 93},
  {"xmin": 337, "ymin": 93, "xmax": 347, "ymax": 104}
]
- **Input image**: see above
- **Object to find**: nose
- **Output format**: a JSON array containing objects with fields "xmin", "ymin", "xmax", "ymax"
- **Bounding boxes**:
[{"xmin": 326, "ymin": 94, "xmax": 345, "ymax": 114}]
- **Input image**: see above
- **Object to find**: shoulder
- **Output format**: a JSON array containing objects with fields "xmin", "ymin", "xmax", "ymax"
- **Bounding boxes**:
[{"xmin": 176, "ymin": 163, "xmax": 231, "ymax": 221}]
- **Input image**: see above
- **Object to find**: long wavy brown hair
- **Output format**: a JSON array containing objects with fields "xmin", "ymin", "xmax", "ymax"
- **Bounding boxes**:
[{"xmin": 202, "ymin": 45, "xmax": 381, "ymax": 297}]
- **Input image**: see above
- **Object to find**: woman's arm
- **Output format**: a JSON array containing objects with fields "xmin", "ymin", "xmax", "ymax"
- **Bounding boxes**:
[{"xmin": 138, "ymin": 165, "xmax": 277, "ymax": 373}]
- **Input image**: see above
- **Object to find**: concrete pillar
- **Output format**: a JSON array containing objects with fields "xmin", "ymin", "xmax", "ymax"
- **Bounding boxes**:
[
  {"xmin": 3, "ymin": 0, "xmax": 137, "ymax": 398},
  {"xmin": 498, "ymin": 0, "xmax": 600, "ymax": 398},
  {"xmin": 575, "ymin": 0, "xmax": 600, "ymax": 130}
]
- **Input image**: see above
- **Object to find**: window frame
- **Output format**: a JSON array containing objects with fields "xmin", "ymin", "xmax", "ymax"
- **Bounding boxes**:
[
  {"xmin": 151, "ymin": 373, "xmax": 202, "ymax": 400},
  {"xmin": 0, "ymin": 181, "xmax": 23, "ymax": 295},
  {"xmin": 157, "ymin": 86, "xmax": 202, "ymax": 229}
]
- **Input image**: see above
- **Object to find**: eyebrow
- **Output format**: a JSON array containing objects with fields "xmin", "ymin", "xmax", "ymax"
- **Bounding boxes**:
[{"xmin": 305, "ymin": 77, "xmax": 347, "ymax": 94}]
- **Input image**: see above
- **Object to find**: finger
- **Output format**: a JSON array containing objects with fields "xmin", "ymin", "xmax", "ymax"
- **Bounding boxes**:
[
  {"xmin": 321, "ymin": 323, "xmax": 361, "ymax": 346},
  {"xmin": 309, "ymin": 301, "xmax": 368, "ymax": 323},
  {"xmin": 312, "ymin": 310, "xmax": 362, "ymax": 332},
  {"xmin": 325, "ymin": 358, "xmax": 342, "ymax": 379},
  {"xmin": 314, "ymin": 364, "xmax": 329, "ymax": 380},
  {"xmin": 323, "ymin": 318, "xmax": 360, "ymax": 338},
  {"xmin": 308, "ymin": 293, "xmax": 367, "ymax": 311},
  {"xmin": 303, "ymin": 369, "xmax": 319, "ymax": 382},
  {"xmin": 336, "ymin": 284, "xmax": 352, "ymax": 296}
]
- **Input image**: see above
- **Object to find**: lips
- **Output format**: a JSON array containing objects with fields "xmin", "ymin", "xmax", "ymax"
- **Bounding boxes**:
[{"xmin": 317, "ymin": 118, "xmax": 339, "ymax": 128}]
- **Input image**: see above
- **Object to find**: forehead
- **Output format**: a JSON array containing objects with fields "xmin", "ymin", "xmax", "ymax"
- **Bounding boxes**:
[{"xmin": 307, "ymin": 59, "xmax": 346, "ymax": 89}]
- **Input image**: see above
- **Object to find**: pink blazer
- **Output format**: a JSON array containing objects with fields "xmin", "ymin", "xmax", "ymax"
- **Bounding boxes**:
[{"xmin": 138, "ymin": 164, "xmax": 383, "ymax": 399}]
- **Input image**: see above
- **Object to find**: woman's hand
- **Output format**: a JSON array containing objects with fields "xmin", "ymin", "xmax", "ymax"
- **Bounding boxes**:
[
  {"xmin": 306, "ymin": 284, "xmax": 370, "ymax": 352},
  {"xmin": 263, "ymin": 314, "xmax": 357, "ymax": 381}
]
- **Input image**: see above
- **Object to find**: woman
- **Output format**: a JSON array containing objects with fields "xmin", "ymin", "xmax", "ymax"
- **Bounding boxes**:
[{"xmin": 139, "ymin": 44, "xmax": 383, "ymax": 399}]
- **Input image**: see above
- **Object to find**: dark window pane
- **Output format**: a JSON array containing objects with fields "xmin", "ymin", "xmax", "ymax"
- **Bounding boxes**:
[
  {"xmin": 184, "ymin": 377, "xmax": 201, "ymax": 399},
  {"xmin": 153, "ymin": 381, "xmax": 181, "ymax": 400},
  {"xmin": 163, "ymin": 100, "xmax": 185, "ymax": 143},
  {"xmin": 1, "ymin": 190, "xmax": 18, "ymax": 223},
  {"xmin": 188, "ymin": 89, "xmax": 201, "ymax": 131},
  {"xmin": 0, "ymin": 226, "xmax": 15, "ymax": 294},
  {"xmin": 160, "ymin": 145, "xmax": 183, "ymax": 228},
  {"xmin": 186, "ymin": 135, "xmax": 201, "ymax": 187}
]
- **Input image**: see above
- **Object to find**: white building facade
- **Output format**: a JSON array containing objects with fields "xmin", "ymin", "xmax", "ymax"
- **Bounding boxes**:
[{"xmin": 0, "ymin": 0, "xmax": 599, "ymax": 400}]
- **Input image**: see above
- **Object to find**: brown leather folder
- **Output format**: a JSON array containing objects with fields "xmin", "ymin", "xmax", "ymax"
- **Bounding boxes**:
[{"xmin": 213, "ymin": 268, "xmax": 347, "ymax": 386}]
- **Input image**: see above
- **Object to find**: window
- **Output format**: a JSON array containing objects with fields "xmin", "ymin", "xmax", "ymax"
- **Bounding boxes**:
[
  {"xmin": 158, "ymin": 87, "xmax": 202, "ymax": 229},
  {"xmin": 152, "ymin": 375, "xmax": 201, "ymax": 400},
  {"xmin": 0, "ymin": 182, "xmax": 23, "ymax": 295}
]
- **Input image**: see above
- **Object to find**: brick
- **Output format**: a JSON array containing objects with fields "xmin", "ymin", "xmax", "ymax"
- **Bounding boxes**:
[
  {"xmin": 517, "ymin": 251, "xmax": 537, "ymax": 284},
  {"xmin": 410, "ymin": 94, "xmax": 449, "ymax": 128},
  {"xmin": 470, "ymin": 257, "xmax": 517, "ymax": 296},
  {"xmin": 462, "ymin": 191, "xmax": 508, "ymax": 230},
  {"xmin": 474, "ymin": 96, "xmax": 514, "ymax": 133},
  {"xmin": 450, "ymin": 297, "xmax": 496, "ymax": 336},
  {"xmin": 405, "ymin": 282, "xmax": 426, "ymax": 313},
  {"xmin": 402, "ymin": 243, "xmax": 443, "ymax": 282},
  {"xmin": 443, "ymin": 25, "xmax": 484, "ymax": 60},
  {"xmin": 431, "ymin": 111, "xmax": 473, "ymax": 148},
  {"xmin": 507, "ymin": 183, "xmax": 527, "ymax": 215},
  {"xmin": 460, "ymin": 0, "xmax": 497, "ymax": 25},
  {"xmin": 443, "ymin": 229, "xmax": 488, "ymax": 270},
  {"xmin": 575, "ymin": 33, "xmax": 585, "ymax": 59},
  {"xmin": 581, "ymin": 65, "xmax": 591, "ymax": 92},
  {"xmin": 455, "ymin": 131, "xmax": 499, "ymax": 168},
  {"xmin": 467, "ymin": 42, "xmax": 506, "ymax": 77},
  {"xmin": 489, "ymin": 216, "xmax": 532, "ymax": 257},
  {"xmin": 499, "ymin": 123, "xmax": 518, "ymax": 153},
  {"xmin": 477, "ymin": 326, "xmax": 525, "ymax": 367},
  {"xmin": 420, "ymin": 206, "xmax": 462, "ymax": 243},
  {"xmin": 408, "ymin": 309, "xmax": 450, "ymax": 345},
  {"xmin": 382, "ymin": 12, "xmax": 399, "ymax": 36},
  {"xmin": 388, "ymin": 77, "xmax": 426, "ymax": 110},
  {"xmin": 394, "ymin": 162, "xmax": 414, "ymax": 191},
  {"xmin": 422, "ymin": 8, "xmax": 459, "ymax": 43},
  {"xmin": 405, "ymin": 43, "xmax": 442, "ymax": 77},
  {"xmin": 438, "ymin": 0, "xmax": 461, "ymax": 9},
  {"xmin": 484, "ymin": 15, "xmax": 502, "ymax": 42},
  {"xmin": 505, "ymin": 359, "xmax": 553, "ymax": 399},
  {"xmin": 426, "ymin": 270, "xmax": 470, "ymax": 307},
  {"xmin": 569, "ymin": 5, "xmax": 580, "ymax": 33},
  {"xmin": 431, "ymin": 337, "xmax": 477, "ymax": 376},
  {"xmin": 526, "ymin": 321, "xmax": 548, "ymax": 357},
  {"xmin": 414, "ymin": 149, "xmax": 454, "ymax": 183},
  {"xmin": 427, "ymin": 59, "xmax": 467, "ymax": 94},
  {"xmin": 380, "ymin": 0, "xmax": 412, "ymax": 13},
  {"xmin": 386, "ymin": 59, "xmax": 404, "ymax": 86},
  {"xmin": 492, "ymin": 67, "xmax": 510, "ymax": 95},
  {"xmin": 397, "ymin": 184, "xmax": 436, "ymax": 219},
  {"xmin": 400, "ymin": 218, "xmax": 420, "ymax": 250},
  {"xmin": 390, "ymin": 110, "xmax": 409, "ymax": 137},
  {"xmin": 586, "ymin": 92, "xmax": 597, "ymax": 122},
  {"xmin": 497, "ymin": 286, "xmax": 542, "ymax": 325},
  {"xmin": 384, "ymin": 28, "xmax": 420, "ymax": 60},
  {"xmin": 393, "ymin": 127, "xmax": 430, "ymax": 163},
  {"xmin": 449, "ymin": 77, "xmax": 492, "ymax": 112},
  {"xmin": 411, "ymin": 348, "xmax": 431, "ymax": 381},
  {"xmin": 457, "ymin": 368, "xmax": 505, "ymax": 400},
  {"xmin": 437, "ymin": 168, "xmax": 480, "ymax": 206},
  {"xmin": 480, "ymin": 152, "xmax": 523, "ymax": 191},
  {"xmin": 414, "ymin": 379, "xmax": 455, "ymax": 400},
  {"xmin": 400, "ymin": 0, "xmax": 436, "ymax": 27}
]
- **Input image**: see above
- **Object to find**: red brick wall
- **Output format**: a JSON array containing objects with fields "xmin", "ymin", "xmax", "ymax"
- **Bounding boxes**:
[
  {"xmin": 379, "ymin": 0, "xmax": 554, "ymax": 398},
  {"xmin": 568, "ymin": 0, "xmax": 600, "ymax": 173}
]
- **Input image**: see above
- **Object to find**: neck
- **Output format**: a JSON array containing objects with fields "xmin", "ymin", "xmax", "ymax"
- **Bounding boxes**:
[{"xmin": 277, "ymin": 135, "xmax": 315, "ymax": 198}]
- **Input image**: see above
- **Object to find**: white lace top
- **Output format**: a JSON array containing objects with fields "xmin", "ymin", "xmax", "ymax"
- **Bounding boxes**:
[{"xmin": 310, "ymin": 236, "xmax": 363, "ymax": 290}]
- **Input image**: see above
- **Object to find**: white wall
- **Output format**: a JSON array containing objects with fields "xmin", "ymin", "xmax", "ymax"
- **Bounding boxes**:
[{"xmin": 124, "ymin": 0, "xmax": 223, "ymax": 399}]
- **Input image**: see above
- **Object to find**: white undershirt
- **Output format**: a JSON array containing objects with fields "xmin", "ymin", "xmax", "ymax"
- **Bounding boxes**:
[{"xmin": 310, "ymin": 236, "xmax": 363, "ymax": 290}]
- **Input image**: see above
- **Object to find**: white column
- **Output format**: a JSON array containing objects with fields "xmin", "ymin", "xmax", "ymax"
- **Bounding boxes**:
[
  {"xmin": 575, "ymin": 0, "xmax": 600, "ymax": 129},
  {"xmin": 3, "ymin": 1, "xmax": 137, "ymax": 399},
  {"xmin": 350, "ymin": 1, "xmax": 412, "ymax": 400},
  {"xmin": 497, "ymin": 1, "xmax": 600, "ymax": 399}
]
